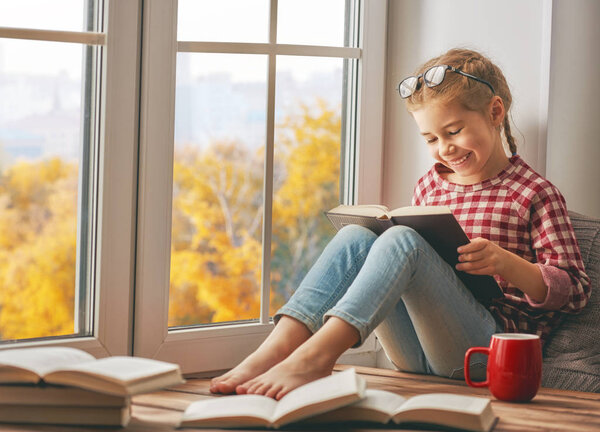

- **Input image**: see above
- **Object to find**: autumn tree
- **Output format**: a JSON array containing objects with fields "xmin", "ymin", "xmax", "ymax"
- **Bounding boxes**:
[
  {"xmin": 0, "ymin": 158, "xmax": 78, "ymax": 340},
  {"xmin": 0, "ymin": 101, "xmax": 342, "ymax": 337},
  {"xmin": 169, "ymin": 101, "xmax": 341, "ymax": 325},
  {"xmin": 169, "ymin": 143, "xmax": 264, "ymax": 325},
  {"xmin": 270, "ymin": 101, "xmax": 341, "ymax": 310}
]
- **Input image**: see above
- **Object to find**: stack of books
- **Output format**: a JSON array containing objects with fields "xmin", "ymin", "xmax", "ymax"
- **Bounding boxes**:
[{"xmin": 0, "ymin": 346, "xmax": 185, "ymax": 427}]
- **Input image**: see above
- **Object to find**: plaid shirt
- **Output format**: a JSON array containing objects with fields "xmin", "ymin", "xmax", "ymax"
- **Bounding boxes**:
[{"xmin": 412, "ymin": 155, "xmax": 591, "ymax": 344}]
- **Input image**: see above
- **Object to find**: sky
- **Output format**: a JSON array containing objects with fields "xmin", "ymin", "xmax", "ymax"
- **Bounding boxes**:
[{"xmin": 0, "ymin": 0, "xmax": 347, "ymax": 82}]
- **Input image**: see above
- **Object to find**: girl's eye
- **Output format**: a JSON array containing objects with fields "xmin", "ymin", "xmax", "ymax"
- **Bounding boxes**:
[
  {"xmin": 426, "ymin": 137, "xmax": 437, "ymax": 144},
  {"xmin": 448, "ymin": 128, "xmax": 463, "ymax": 136}
]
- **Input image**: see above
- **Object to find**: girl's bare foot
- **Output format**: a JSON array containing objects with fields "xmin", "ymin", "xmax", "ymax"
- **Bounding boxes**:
[
  {"xmin": 209, "ymin": 349, "xmax": 284, "ymax": 394},
  {"xmin": 236, "ymin": 351, "xmax": 334, "ymax": 400},
  {"xmin": 236, "ymin": 317, "xmax": 360, "ymax": 400},
  {"xmin": 210, "ymin": 316, "xmax": 312, "ymax": 394}
]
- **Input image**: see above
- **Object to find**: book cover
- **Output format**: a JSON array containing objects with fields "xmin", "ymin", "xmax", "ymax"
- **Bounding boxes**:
[{"xmin": 325, "ymin": 205, "xmax": 503, "ymax": 305}]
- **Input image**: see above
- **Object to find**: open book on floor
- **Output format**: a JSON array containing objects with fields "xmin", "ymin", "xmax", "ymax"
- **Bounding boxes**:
[
  {"xmin": 0, "ymin": 346, "xmax": 185, "ymax": 397},
  {"xmin": 325, "ymin": 204, "xmax": 503, "ymax": 305},
  {"xmin": 179, "ymin": 368, "xmax": 366, "ymax": 429},
  {"xmin": 306, "ymin": 389, "xmax": 497, "ymax": 432}
]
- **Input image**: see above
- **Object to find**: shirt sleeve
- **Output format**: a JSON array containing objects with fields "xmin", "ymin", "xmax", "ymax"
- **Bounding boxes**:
[{"xmin": 524, "ymin": 184, "xmax": 591, "ymax": 312}]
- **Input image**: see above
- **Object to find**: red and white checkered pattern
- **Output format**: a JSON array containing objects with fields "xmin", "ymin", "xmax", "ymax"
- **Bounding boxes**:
[{"xmin": 412, "ymin": 156, "xmax": 591, "ymax": 344}]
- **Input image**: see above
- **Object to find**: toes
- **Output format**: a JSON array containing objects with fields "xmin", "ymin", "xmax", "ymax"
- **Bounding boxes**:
[
  {"xmin": 275, "ymin": 386, "xmax": 289, "ymax": 400},
  {"xmin": 216, "ymin": 380, "xmax": 236, "ymax": 394},
  {"xmin": 253, "ymin": 382, "xmax": 271, "ymax": 396},
  {"xmin": 239, "ymin": 378, "xmax": 259, "ymax": 394},
  {"xmin": 246, "ymin": 381, "xmax": 264, "ymax": 395},
  {"xmin": 265, "ymin": 384, "xmax": 283, "ymax": 399}
]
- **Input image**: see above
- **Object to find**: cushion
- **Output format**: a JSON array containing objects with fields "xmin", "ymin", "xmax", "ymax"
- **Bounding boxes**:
[{"xmin": 542, "ymin": 211, "xmax": 600, "ymax": 392}]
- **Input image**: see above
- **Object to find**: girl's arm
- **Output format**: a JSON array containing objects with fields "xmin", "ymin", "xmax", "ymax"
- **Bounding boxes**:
[
  {"xmin": 456, "ymin": 239, "xmax": 547, "ymax": 302},
  {"xmin": 457, "ymin": 185, "xmax": 590, "ymax": 311}
]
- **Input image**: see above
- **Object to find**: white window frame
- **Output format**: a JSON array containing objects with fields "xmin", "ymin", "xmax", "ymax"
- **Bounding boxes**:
[
  {"xmin": 0, "ymin": 0, "xmax": 140, "ymax": 358},
  {"xmin": 135, "ymin": 0, "xmax": 387, "ymax": 373}
]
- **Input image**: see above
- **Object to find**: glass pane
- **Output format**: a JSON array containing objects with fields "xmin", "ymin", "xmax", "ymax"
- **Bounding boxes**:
[
  {"xmin": 0, "ymin": 38, "xmax": 90, "ymax": 342},
  {"xmin": 0, "ymin": 1, "xmax": 86, "ymax": 32},
  {"xmin": 277, "ymin": 0, "xmax": 348, "ymax": 46},
  {"xmin": 270, "ymin": 56, "xmax": 344, "ymax": 315},
  {"xmin": 177, "ymin": 0, "xmax": 269, "ymax": 42},
  {"xmin": 169, "ymin": 53, "xmax": 267, "ymax": 327}
]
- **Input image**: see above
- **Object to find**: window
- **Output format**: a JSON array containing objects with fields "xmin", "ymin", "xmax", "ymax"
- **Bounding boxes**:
[
  {"xmin": 0, "ymin": 1, "xmax": 139, "ymax": 357},
  {"xmin": 0, "ymin": 0, "xmax": 386, "ymax": 371},
  {"xmin": 0, "ymin": 1, "xmax": 98, "ymax": 342},
  {"xmin": 135, "ymin": 0, "xmax": 386, "ymax": 372}
]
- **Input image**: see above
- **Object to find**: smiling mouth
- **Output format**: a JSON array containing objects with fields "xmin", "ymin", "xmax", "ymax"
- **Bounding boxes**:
[{"xmin": 447, "ymin": 152, "xmax": 472, "ymax": 167}]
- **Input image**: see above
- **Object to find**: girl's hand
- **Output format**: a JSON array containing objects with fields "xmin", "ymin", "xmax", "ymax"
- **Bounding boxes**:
[
  {"xmin": 457, "ymin": 237, "xmax": 548, "ymax": 303},
  {"xmin": 456, "ymin": 237, "xmax": 509, "ymax": 277}
]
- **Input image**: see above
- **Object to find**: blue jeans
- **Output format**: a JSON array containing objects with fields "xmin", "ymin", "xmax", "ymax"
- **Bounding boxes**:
[{"xmin": 275, "ymin": 224, "xmax": 502, "ymax": 380}]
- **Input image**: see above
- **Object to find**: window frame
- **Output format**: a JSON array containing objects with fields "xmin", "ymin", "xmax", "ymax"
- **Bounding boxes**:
[
  {"xmin": 134, "ymin": 0, "xmax": 387, "ymax": 373},
  {"xmin": 0, "ymin": 0, "xmax": 141, "ymax": 357}
]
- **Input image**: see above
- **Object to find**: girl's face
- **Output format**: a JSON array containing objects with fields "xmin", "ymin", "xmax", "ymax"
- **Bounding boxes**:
[{"xmin": 411, "ymin": 98, "xmax": 508, "ymax": 185}]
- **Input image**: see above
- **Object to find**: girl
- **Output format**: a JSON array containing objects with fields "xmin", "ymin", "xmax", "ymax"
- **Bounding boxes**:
[{"xmin": 210, "ymin": 48, "xmax": 591, "ymax": 400}]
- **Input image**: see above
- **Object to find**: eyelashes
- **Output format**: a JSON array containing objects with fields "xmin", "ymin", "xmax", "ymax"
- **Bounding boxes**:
[{"xmin": 425, "ymin": 127, "xmax": 463, "ymax": 144}]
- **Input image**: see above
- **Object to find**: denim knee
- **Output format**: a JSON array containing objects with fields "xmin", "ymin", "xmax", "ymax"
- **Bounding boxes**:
[
  {"xmin": 375, "ymin": 225, "xmax": 422, "ymax": 253},
  {"xmin": 336, "ymin": 224, "xmax": 378, "ymax": 247}
]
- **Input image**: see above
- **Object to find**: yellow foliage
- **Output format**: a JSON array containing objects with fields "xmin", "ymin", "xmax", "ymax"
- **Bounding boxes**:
[
  {"xmin": 0, "ymin": 100, "xmax": 343, "ymax": 338},
  {"xmin": 169, "ymin": 101, "xmax": 341, "ymax": 325},
  {"xmin": 0, "ymin": 159, "xmax": 78, "ymax": 340}
]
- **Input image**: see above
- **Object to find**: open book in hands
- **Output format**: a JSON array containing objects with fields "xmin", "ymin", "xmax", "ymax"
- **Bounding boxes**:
[
  {"xmin": 325, "ymin": 204, "xmax": 503, "ymax": 305},
  {"xmin": 308, "ymin": 389, "xmax": 497, "ymax": 432},
  {"xmin": 179, "ymin": 368, "xmax": 366, "ymax": 429},
  {"xmin": 0, "ymin": 346, "xmax": 185, "ymax": 397}
]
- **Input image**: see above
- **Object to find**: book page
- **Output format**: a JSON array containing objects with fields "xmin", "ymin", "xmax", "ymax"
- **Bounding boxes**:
[
  {"xmin": 45, "ymin": 356, "xmax": 180, "ymax": 385},
  {"xmin": 272, "ymin": 368, "xmax": 365, "ymax": 424},
  {"xmin": 328, "ymin": 204, "xmax": 390, "ymax": 217},
  {"xmin": 182, "ymin": 394, "xmax": 276, "ymax": 424},
  {"xmin": 388, "ymin": 205, "xmax": 451, "ymax": 217},
  {"xmin": 0, "ymin": 347, "xmax": 95, "ymax": 381},
  {"xmin": 308, "ymin": 389, "xmax": 406, "ymax": 424},
  {"xmin": 395, "ymin": 393, "xmax": 489, "ymax": 415},
  {"xmin": 353, "ymin": 389, "xmax": 407, "ymax": 413},
  {"xmin": 392, "ymin": 394, "xmax": 493, "ymax": 432}
]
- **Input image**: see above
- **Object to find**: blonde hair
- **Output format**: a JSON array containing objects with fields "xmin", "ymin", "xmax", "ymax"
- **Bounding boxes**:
[{"xmin": 404, "ymin": 48, "xmax": 516, "ymax": 155}]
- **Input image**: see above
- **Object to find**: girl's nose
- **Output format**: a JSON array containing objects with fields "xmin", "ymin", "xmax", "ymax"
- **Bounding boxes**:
[{"xmin": 439, "ymin": 140, "xmax": 456, "ymax": 156}]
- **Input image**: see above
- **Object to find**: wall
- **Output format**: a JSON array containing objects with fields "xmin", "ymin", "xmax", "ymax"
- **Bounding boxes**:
[
  {"xmin": 546, "ymin": 0, "xmax": 600, "ymax": 217},
  {"xmin": 383, "ymin": 0, "xmax": 600, "ymax": 219}
]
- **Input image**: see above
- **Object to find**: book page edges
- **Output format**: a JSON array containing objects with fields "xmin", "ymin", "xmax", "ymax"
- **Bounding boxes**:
[
  {"xmin": 0, "ymin": 384, "xmax": 128, "ymax": 406},
  {"xmin": 43, "ymin": 369, "xmax": 184, "ymax": 396},
  {"xmin": 391, "ymin": 396, "xmax": 494, "ymax": 432},
  {"xmin": 0, "ymin": 405, "xmax": 130, "ymax": 426},
  {"xmin": 180, "ymin": 416, "xmax": 271, "ymax": 428},
  {"xmin": 392, "ymin": 408, "xmax": 492, "ymax": 432},
  {"xmin": 0, "ymin": 367, "xmax": 41, "ymax": 384},
  {"xmin": 388, "ymin": 205, "xmax": 451, "ymax": 217}
]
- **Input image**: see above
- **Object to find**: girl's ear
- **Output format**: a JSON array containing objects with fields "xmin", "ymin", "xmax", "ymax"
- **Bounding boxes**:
[{"xmin": 489, "ymin": 96, "xmax": 505, "ymax": 127}]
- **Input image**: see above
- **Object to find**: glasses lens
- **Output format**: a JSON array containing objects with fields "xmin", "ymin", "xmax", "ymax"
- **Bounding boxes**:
[
  {"xmin": 424, "ymin": 65, "xmax": 447, "ymax": 87},
  {"xmin": 399, "ymin": 76, "xmax": 418, "ymax": 98}
]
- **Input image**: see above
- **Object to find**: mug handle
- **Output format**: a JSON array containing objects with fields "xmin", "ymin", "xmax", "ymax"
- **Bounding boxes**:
[{"xmin": 464, "ymin": 347, "xmax": 490, "ymax": 388}]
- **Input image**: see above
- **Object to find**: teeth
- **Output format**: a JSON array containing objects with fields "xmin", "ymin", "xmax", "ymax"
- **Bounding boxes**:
[{"xmin": 449, "ymin": 153, "xmax": 470, "ymax": 166}]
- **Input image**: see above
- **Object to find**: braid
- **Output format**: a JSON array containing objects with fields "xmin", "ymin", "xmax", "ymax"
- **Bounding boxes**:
[{"xmin": 503, "ymin": 116, "xmax": 517, "ymax": 156}]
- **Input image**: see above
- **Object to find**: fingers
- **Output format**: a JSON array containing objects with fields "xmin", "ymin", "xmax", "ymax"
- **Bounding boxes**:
[{"xmin": 457, "ymin": 237, "xmax": 487, "ymax": 254}]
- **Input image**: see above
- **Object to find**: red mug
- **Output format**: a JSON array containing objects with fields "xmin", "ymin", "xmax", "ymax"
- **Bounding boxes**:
[{"xmin": 464, "ymin": 333, "xmax": 542, "ymax": 402}]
